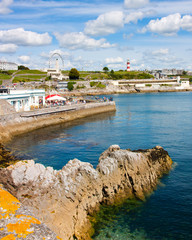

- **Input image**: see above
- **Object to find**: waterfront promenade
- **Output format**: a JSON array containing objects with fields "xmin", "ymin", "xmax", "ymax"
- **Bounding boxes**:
[{"xmin": 0, "ymin": 101, "xmax": 116, "ymax": 143}]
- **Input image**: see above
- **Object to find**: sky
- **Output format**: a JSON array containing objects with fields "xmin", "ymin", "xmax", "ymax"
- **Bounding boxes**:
[{"xmin": 0, "ymin": 0, "xmax": 192, "ymax": 71}]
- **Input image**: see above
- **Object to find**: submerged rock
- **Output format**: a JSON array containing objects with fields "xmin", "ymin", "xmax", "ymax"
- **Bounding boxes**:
[
  {"xmin": 0, "ymin": 145, "xmax": 172, "ymax": 239},
  {"xmin": 0, "ymin": 143, "xmax": 19, "ymax": 168}
]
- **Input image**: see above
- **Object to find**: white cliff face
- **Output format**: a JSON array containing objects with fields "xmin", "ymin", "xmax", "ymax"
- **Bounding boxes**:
[{"xmin": 0, "ymin": 145, "xmax": 172, "ymax": 240}]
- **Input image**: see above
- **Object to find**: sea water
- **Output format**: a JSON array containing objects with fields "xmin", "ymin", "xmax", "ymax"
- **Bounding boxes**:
[{"xmin": 7, "ymin": 92, "xmax": 192, "ymax": 239}]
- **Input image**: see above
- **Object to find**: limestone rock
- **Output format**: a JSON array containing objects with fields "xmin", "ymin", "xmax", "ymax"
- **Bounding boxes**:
[
  {"xmin": 0, "ymin": 145, "xmax": 172, "ymax": 239},
  {"xmin": 0, "ymin": 185, "xmax": 62, "ymax": 240}
]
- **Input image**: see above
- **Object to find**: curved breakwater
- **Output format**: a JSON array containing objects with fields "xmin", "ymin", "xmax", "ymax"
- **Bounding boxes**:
[{"xmin": 0, "ymin": 101, "xmax": 116, "ymax": 143}]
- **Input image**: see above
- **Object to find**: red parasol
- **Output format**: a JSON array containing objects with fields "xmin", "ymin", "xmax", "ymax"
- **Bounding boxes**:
[{"xmin": 45, "ymin": 94, "xmax": 61, "ymax": 100}]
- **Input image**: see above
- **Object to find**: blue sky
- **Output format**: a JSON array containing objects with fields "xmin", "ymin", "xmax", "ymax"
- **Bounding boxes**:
[{"xmin": 0, "ymin": 0, "xmax": 192, "ymax": 71}]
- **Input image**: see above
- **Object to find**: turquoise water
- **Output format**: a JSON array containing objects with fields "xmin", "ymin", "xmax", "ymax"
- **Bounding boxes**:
[{"xmin": 7, "ymin": 92, "xmax": 192, "ymax": 239}]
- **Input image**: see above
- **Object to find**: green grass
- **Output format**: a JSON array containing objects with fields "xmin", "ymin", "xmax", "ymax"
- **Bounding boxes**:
[
  {"xmin": 80, "ymin": 73, "xmax": 90, "ymax": 78},
  {"xmin": 13, "ymin": 75, "xmax": 45, "ymax": 83},
  {"xmin": 90, "ymin": 81, "xmax": 98, "ymax": 87},
  {"xmin": 0, "ymin": 73, "xmax": 12, "ymax": 80},
  {"xmin": 97, "ymin": 82, "xmax": 106, "ymax": 88},
  {"xmin": 57, "ymin": 70, "xmax": 154, "ymax": 80},
  {"xmin": 108, "ymin": 71, "xmax": 153, "ymax": 80},
  {"xmin": 179, "ymin": 75, "xmax": 192, "ymax": 79},
  {"xmin": 17, "ymin": 70, "xmax": 46, "ymax": 74},
  {"xmin": 0, "ymin": 80, "xmax": 2, "ymax": 85},
  {"xmin": 90, "ymin": 81, "xmax": 106, "ymax": 88},
  {"xmin": 7, "ymin": 70, "xmax": 18, "ymax": 74}
]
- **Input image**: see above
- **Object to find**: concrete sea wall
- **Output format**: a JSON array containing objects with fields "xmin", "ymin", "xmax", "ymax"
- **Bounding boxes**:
[{"xmin": 0, "ymin": 102, "xmax": 116, "ymax": 143}]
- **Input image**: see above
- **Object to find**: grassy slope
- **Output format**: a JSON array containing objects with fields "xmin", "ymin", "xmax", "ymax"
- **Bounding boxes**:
[
  {"xmin": 17, "ymin": 70, "xmax": 46, "ymax": 74},
  {"xmin": 0, "ymin": 73, "xmax": 12, "ymax": 80}
]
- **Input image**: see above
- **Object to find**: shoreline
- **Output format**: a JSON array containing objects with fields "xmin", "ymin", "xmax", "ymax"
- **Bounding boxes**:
[
  {"xmin": 60, "ymin": 86, "xmax": 192, "ymax": 97},
  {"xmin": 0, "ymin": 101, "xmax": 116, "ymax": 143}
]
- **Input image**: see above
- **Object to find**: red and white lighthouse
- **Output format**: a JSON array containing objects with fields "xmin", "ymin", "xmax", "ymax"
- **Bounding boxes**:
[{"xmin": 127, "ymin": 59, "xmax": 130, "ymax": 72}]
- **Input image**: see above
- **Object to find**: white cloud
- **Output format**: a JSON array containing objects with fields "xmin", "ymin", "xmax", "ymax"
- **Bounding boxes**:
[
  {"xmin": 0, "ymin": 28, "xmax": 52, "ymax": 46},
  {"xmin": 125, "ymin": 11, "xmax": 145, "ymax": 24},
  {"xmin": 124, "ymin": 0, "xmax": 149, "ymax": 9},
  {"xmin": 125, "ymin": 10, "xmax": 154, "ymax": 24},
  {"xmin": 0, "ymin": 43, "xmax": 17, "ymax": 53},
  {"xmin": 105, "ymin": 57, "xmax": 124, "ymax": 64},
  {"xmin": 106, "ymin": 63, "xmax": 125, "ymax": 70},
  {"xmin": 152, "ymin": 48, "xmax": 169, "ymax": 56},
  {"xmin": 18, "ymin": 55, "xmax": 30, "ymax": 63},
  {"xmin": 142, "ymin": 13, "xmax": 192, "ymax": 36},
  {"xmin": 181, "ymin": 15, "xmax": 192, "ymax": 32},
  {"xmin": 84, "ymin": 11, "xmax": 124, "ymax": 36},
  {"xmin": 54, "ymin": 32, "xmax": 115, "ymax": 50},
  {"xmin": 84, "ymin": 10, "xmax": 154, "ymax": 37},
  {"xmin": 0, "ymin": 0, "xmax": 13, "ymax": 14},
  {"xmin": 41, "ymin": 49, "xmax": 71, "ymax": 59}
]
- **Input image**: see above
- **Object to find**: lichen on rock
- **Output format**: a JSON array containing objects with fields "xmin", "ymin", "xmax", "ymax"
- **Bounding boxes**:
[{"xmin": 0, "ymin": 185, "xmax": 63, "ymax": 239}]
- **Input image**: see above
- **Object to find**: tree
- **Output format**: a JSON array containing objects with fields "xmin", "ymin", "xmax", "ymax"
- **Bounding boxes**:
[
  {"xmin": 18, "ymin": 65, "xmax": 29, "ymax": 70},
  {"xmin": 182, "ymin": 70, "xmax": 187, "ymax": 76},
  {"xmin": 103, "ymin": 67, "xmax": 109, "ymax": 73},
  {"xmin": 67, "ymin": 82, "xmax": 74, "ymax": 91},
  {"xmin": 69, "ymin": 68, "xmax": 80, "ymax": 80},
  {"xmin": 67, "ymin": 81, "xmax": 76, "ymax": 91}
]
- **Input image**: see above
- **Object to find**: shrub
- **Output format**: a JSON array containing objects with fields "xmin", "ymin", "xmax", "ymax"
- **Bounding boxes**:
[
  {"xmin": 97, "ymin": 82, "xmax": 106, "ymax": 88},
  {"xmin": 18, "ymin": 65, "xmax": 29, "ymax": 70},
  {"xmin": 67, "ymin": 81, "xmax": 76, "ymax": 91},
  {"xmin": 90, "ymin": 81, "xmax": 98, "ymax": 87},
  {"xmin": 69, "ymin": 68, "xmax": 80, "ymax": 80},
  {"xmin": 0, "ymin": 70, "xmax": 12, "ymax": 75}
]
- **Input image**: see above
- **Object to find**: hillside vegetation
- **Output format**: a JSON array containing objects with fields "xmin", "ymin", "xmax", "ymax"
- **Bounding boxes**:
[{"xmin": 62, "ymin": 70, "xmax": 153, "ymax": 80}]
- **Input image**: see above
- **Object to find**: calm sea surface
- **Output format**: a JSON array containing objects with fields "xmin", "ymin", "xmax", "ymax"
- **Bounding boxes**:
[{"xmin": 7, "ymin": 92, "xmax": 192, "ymax": 239}]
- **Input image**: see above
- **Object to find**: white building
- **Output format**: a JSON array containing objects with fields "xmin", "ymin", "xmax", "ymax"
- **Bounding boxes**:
[
  {"xmin": 111, "ymin": 77, "xmax": 190, "ymax": 89},
  {"xmin": 56, "ymin": 81, "xmax": 68, "ymax": 91},
  {"xmin": 0, "ymin": 61, "xmax": 18, "ymax": 70},
  {"xmin": 47, "ymin": 58, "xmax": 69, "ymax": 81},
  {"xmin": 0, "ymin": 89, "xmax": 45, "ymax": 112}
]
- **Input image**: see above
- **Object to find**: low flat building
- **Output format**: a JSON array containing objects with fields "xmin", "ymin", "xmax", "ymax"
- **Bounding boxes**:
[
  {"xmin": 0, "ymin": 61, "xmax": 18, "ymax": 70},
  {"xmin": 56, "ymin": 81, "xmax": 68, "ymax": 91},
  {"xmin": 111, "ymin": 77, "xmax": 190, "ymax": 89},
  {"xmin": 111, "ymin": 78, "xmax": 180, "ymax": 87},
  {"xmin": 0, "ymin": 89, "xmax": 45, "ymax": 112}
]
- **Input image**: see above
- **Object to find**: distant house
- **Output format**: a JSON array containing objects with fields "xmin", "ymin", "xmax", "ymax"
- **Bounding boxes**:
[
  {"xmin": 0, "ymin": 89, "xmax": 45, "ymax": 112},
  {"xmin": 0, "ymin": 61, "xmax": 18, "ymax": 71},
  {"xmin": 56, "ymin": 81, "xmax": 68, "ymax": 91}
]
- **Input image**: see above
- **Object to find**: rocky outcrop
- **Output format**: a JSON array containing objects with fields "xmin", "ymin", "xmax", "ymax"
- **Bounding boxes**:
[{"xmin": 0, "ymin": 145, "xmax": 172, "ymax": 239}]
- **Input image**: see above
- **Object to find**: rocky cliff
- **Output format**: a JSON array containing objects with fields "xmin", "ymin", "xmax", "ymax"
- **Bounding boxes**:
[{"xmin": 0, "ymin": 145, "xmax": 172, "ymax": 239}]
